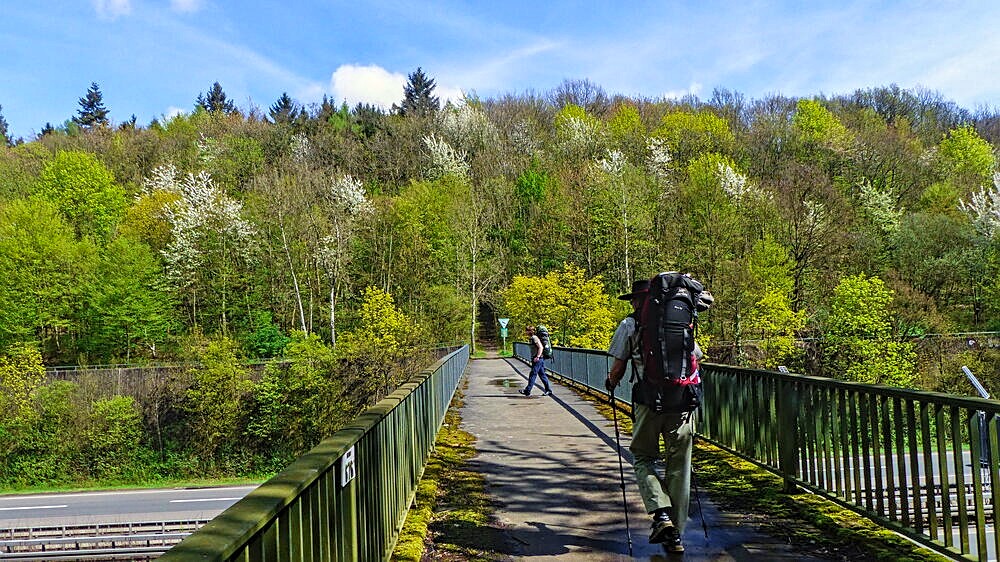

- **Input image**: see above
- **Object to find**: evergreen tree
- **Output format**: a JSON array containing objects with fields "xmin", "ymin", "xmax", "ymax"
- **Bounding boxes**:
[
  {"xmin": 196, "ymin": 82, "xmax": 237, "ymax": 114},
  {"xmin": 394, "ymin": 67, "xmax": 440, "ymax": 117},
  {"xmin": 40, "ymin": 122, "xmax": 55, "ymax": 137},
  {"xmin": 315, "ymin": 95, "xmax": 337, "ymax": 123},
  {"xmin": 353, "ymin": 102, "xmax": 384, "ymax": 137},
  {"xmin": 0, "ymin": 104, "xmax": 11, "ymax": 146},
  {"xmin": 269, "ymin": 92, "xmax": 299, "ymax": 124},
  {"xmin": 72, "ymin": 82, "xmax": 110, "ymax": 128},
  {"xmin": 119, "ymin": 114, "xmax": 138, "ymax": 131}
]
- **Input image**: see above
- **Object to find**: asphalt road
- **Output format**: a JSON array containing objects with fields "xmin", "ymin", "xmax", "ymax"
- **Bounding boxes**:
[{"xmin": 0, "ymin": 485, "xmax": 256, "ymax": 529}]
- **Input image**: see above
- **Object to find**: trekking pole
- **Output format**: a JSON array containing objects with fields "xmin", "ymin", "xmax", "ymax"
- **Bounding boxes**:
[{"xmin": 610, "ymin": 386, "xmax": 634, "ymax": 556}]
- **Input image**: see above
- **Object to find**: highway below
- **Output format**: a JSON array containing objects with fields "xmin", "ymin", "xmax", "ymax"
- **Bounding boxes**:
[{"xmin": 0, "ymin": 485, "xmax": 256, "ymax": 529}]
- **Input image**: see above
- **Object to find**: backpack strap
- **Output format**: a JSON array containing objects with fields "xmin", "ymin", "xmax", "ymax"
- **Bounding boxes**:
[{"xmin": 627, "ymin": 312, "xmax": 640, "ymax": 384}]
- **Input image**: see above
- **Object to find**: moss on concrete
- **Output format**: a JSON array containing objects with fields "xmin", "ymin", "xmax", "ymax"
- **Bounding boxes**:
[{"xmin": 391, "ymin": 380, "xmax": 512, "ymax": 561}]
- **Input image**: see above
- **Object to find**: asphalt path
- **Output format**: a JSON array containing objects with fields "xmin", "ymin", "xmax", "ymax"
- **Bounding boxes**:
[
  {"xmin": 0, "ymin": 485, "xmax": 256, "ymax": 528},
  {"xmin": 462, "ymin": 358, "xmax": 826, "ymax": 561}
]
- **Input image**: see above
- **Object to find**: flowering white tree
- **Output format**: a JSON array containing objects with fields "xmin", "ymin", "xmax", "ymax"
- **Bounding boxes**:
[
  {"xmin": 718, "ymin": 161, "xmax": 768, "ymax": 203},
  {"xmin": 423, "ymin": 134, "xmax": 470, "ymax": 180},
  {"xmin": 858, "ymin": 178, "xmax": 903, "ymax": 236},
  {"xmin": 318, "ymin": 174, "xmax": 373, "ymax": 346},
  {"xmin": 959, "ymin": 172, "xmax": 1000, "ymax": 238},
  {"xmin": 144, "ymin": 164, "xmax": 256, "ymax": 332}
]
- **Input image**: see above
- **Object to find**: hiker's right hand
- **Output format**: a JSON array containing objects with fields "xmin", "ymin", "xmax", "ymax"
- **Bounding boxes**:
[{"xmin": 605, "ymin": 377, "xmax": 617, "ymax": 391}]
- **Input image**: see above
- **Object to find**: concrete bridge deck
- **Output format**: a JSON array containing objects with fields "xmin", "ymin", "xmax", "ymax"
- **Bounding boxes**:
[{"xmin": 457, "ymin": 357, "xmax": 827, "ymax": 561}]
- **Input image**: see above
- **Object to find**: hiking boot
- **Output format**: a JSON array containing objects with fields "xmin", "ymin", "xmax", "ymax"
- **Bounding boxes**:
[
  {"xmin": 663, "ymin": 526, "xmax": 684, "ymax": 552},
  {"xmin": 542, "ymin": 390, "xmax": 552, "ymax": 396},
  {"xmin": 518, "ymin": 389, "xmax": 530, "ymax": 396},
  {"xmin": 649, "ymin": 512, "xmax": 675, "ymax": 544}
]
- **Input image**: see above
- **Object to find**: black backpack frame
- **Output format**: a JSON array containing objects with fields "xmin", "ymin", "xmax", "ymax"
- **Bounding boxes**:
[{"xmin": 631, "ymin": 272, "xmax": 705, "ymax": 413}]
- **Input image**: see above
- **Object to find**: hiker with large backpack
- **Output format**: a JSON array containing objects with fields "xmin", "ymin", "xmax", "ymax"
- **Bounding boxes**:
[
  {"xmin": 520, "ymin": 325, "xmax": 553, "ymax": 397},
  {"xmin": 604, "ymin": 272, "xmax": 713, "ymax": 554}
]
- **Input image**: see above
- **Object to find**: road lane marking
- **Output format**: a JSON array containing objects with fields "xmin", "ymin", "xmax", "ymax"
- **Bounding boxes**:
[
  {"xmin": 0, "ymin": 505, "xmax": 68, "ymax": 511},
  {"xmin": 169, "ymin": 497, "xmax": 243, "ymax": 503},
  {"xmin": 0, "ymin": 486, "xmax": 257, "ymax": 502}
]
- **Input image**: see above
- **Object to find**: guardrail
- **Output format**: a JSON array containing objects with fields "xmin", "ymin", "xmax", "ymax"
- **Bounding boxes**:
[
  {"xmin": 0, "ymin": 519, "xmax": 208, "ymax": 560},
  {"xmin": 514, "ymin": 342, "xmax": 997, "ymax": 561},
  {"xmin": 159, "ymin": 345, "xmax": 469, "ymax": 562}
]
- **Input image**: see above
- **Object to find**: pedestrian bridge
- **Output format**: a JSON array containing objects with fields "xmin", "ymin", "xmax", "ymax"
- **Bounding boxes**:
[{"xmin": 159, "ymin": 344, "xmax": 1000, "ymax": 561}]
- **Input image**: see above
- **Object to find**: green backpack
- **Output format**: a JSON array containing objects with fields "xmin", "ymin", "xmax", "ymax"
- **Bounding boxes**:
[{"xmin": 535, "ymin": 325, "xmax": 554, "ymax": 359}]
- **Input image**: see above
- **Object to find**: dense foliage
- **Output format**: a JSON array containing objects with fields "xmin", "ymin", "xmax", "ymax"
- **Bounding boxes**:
[{"xmin": 4, "ymin": 77, "xmax": 1000, "ymax": 485}]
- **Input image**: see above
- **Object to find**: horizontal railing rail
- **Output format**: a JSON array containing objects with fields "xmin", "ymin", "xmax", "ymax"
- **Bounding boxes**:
[
  {"xmin": 514, "ymin": 341, "xmax": 997, "ymax": 561},
  {"xmin": 159, "ymin": 345, "xmax": 469, "ymax": 562}
]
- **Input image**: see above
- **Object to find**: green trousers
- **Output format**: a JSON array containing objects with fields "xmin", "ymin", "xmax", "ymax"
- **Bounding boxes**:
[{"xmin": 629, "ymin": 404, "xmax": 694, "ymax": 531}]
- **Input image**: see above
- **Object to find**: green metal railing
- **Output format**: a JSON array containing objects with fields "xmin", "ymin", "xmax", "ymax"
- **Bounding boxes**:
[
  {"xmin": 515, "ymin": 342, "xmax": 999, "ymax": 562},
  {"xmin": 160, "ymin": 345, "xmax": 469, "ymax": 562}
]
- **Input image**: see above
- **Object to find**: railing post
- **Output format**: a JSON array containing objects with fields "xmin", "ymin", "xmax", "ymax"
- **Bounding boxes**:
[{"xmin": 777, "ymin": 377, "xmax": 800, "ymax": 493}]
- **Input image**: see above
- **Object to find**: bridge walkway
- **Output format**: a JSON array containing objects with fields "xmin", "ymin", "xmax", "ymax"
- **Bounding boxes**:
[{"xmin": 459, "ymin": 357, "xmax": 826, "ymax": 561}]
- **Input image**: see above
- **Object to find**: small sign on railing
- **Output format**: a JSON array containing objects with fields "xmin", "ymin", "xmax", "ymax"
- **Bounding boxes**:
[{"xmin": 340, "ymin": 446, "xmax": 356, "ymax": 487}]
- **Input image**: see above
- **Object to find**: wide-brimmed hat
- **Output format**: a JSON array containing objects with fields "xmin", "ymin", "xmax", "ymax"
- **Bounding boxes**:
[{"xmin": 618, "ymin": 279, "xmax": 650, "ymax": 300}]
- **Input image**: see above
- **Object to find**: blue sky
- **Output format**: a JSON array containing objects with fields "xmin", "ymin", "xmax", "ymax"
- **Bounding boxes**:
[{"xmin": 2, "ymin": 1, "xmax": 1000, "ymax": 140}]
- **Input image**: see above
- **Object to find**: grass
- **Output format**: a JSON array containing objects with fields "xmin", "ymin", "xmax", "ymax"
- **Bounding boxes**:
[
  {"xmin": 0, "ymin": 476, "xmax": 265, "ymax": 496},
  {"xmin": 391, "ymin": 380, "xmax": 511, "ymax": 561},
  {"xmin": 692, "ymin": 442, "xmax": 948, "ymax": 561}
]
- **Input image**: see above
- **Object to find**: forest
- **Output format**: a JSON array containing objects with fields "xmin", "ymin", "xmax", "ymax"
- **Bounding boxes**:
[{"xmin": 2, "ymin": 71, "xmax": 1000, "ymax": 485}]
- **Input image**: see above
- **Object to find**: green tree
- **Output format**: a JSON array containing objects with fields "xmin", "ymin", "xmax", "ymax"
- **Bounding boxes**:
[
  {"xmin": 247, "ymin": 331, "xmax": 347, "ymax": 467},
  {"xmin": 0, "ymin": 343, "xmax": 45, "ymax": 426},
  {"xmin": 84, "ymin": 396, "xmax": 146, "ymax": 481},
  {"xmin": 80, "ymin": 236, "xmax": 176, "ymax": 362},
  {"xmin": 337, "ymin": 287, "xmax": 421, "ymax": 403},
  {"xmin": 0, "ymin": 104, "xmax": 12, "ymax": 146},
  {"xmin": 72, "ymin": 82, "xmax": 110, "ymax": 129},
  {"xmin": 395, "ymin": 67, "xmax": 439, "ymax": 117},
  {"xmin": 0, "ymin": 199, "xmax": 96, "ymax": 358},
  {"xmin": 652, "ymin": 109, "xmax": 735, "ymax": 167},
  {"xmin": 183, "ymin": 338, "xmax": 253, "ymax": 469},
  {"xmin": 792, "ymin": 98, "xmax": 852, "ymax": 152},
  {"xmin": 823, "ymin": 274, "xmax": 916, "ymax": 387},
  {"xmin": 938, "ymin": 125, "xmax": 996, "ymax": 194},
  {"xmin": 196, "ymin": 82, "xmax": 237, "ymax": 114},
  {"xmin": 500, "ymin": 265, "xmax": 616, "ymax": 349},
  {"xmin": 35, "ymin": 150, "xmax": 126, "ymax": 242},
  {"xmin": 269, "ymin": 92, "xmax": 299, "ymax": 124}
]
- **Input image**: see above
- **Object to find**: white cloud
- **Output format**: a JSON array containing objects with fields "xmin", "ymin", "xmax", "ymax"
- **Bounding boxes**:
[
  {"xmin": 94, "ymin": 0, "xmax": 131, "ymax": 19},
  {"xmin": 329, "ymin": 64, "xmax": 465, "ymax": 110},
  {"xmin": 165, "ymin": 106, "xmax": 186, "ymax": 119},
  {"xmin": 663, "ymin": 82, "xmax": 703, "ymax": 100},
  {"xmin": 170, "ymin": 0, "xmax": 202, "ymax": 13},
  {"xmin": 330, "ymin": 64, "xmax": 407, "ymax": 109}
]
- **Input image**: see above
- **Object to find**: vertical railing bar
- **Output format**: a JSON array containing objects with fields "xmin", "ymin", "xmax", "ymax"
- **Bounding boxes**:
[
  {"xmin": 937, "ymin": 405, "xmax": 954, "ymax": 548},
  {"xmin": 850, "ymin": 391, "xmax": 863, "ymax": 507},
  {"xmin": 871, "ymin": 394, "xmax": 886, "ymax": 517},
  {"xmin": 815, "ymin": 386, "xmax": 827, "ymax": 489},
  {"xmin": 894, "ymin": 397, "xmax": 910, "ymax": 527},
  {"xmin": 823, "ymin": 387, "xmax": 834, "ymax": 494},
  {"xmin": 861, "ymin": 392, "xmax": 875, "ymax": 513},
  {"xmin": 951, "ymin": 405, "xmax": 969, "ymax": 554},
  {"xmin": 920, "ymin": 401, "xmax": 937, "ymax": 541},
  {"xmin": 837, "ymin": 388, "xmax": 851, "ymax": 502},
  {"xmin": 989, "ymin": 413, "xmax": 1000, "ymax": 562},
  {"xmin": 968, "ymin": 411, "xmax": 987, "ymax": 561},
  {"xmin": 906, "ymin": 400, "xmax": 923, "ymax": 533},
  {"xmin": 881, "ymin": 395, "xmax": 898, "ymax": 522},
  {"xmin": 831, "ymin": 388, "xmax": 843, "ymax": 497},
  {"xmin": 805, "ymin": 386, "xmax": 817, "ymax": 484}
]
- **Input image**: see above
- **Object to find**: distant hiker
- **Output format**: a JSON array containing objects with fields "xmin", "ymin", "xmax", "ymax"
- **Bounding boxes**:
[
  {"xmin": 604, "ymin": 273, "xmax": 713, "ymax": 553},
  {"xmin": 520, "ymin": 325, "xmax": 553, "ymax": 397}
]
